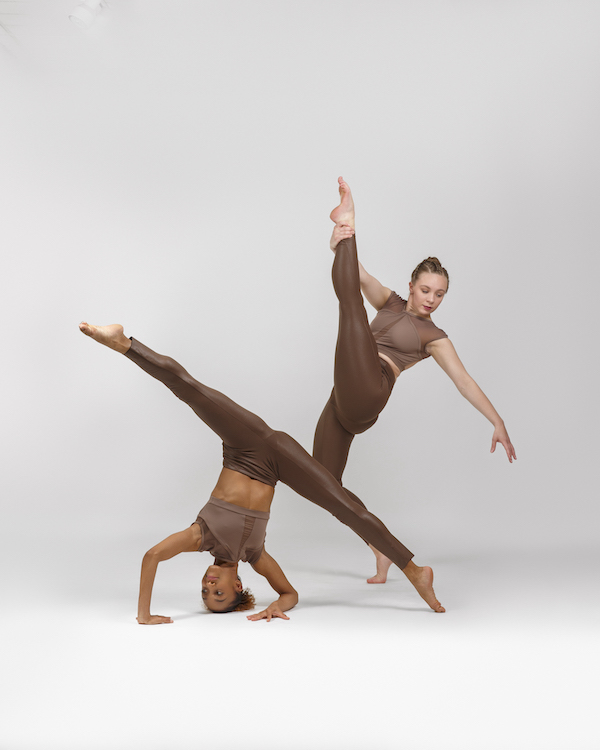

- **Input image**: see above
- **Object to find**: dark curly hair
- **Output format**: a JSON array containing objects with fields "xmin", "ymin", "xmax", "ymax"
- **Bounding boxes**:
[{"xmin": 203, "ymin": 587, "xmax": 256, "ymax": 614}]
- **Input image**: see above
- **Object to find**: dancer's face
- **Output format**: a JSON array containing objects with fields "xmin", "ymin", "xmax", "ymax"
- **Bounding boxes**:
[
  {"xmin": 201, "ymin": 564, "xmax": 243, "ymax": 612},
  {"xmin": 408, "ymin": 273, "xmax": 447, "ymax": 318}
]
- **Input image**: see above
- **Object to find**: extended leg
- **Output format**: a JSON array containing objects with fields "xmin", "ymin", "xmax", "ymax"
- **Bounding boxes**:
[
  {"xmin": 312, "ymin": 179, "xmax": 399, "ymax": 583},
  {"xmin": 273, "ymin": 431, "xmax": 444, "ymax": 612},
  {"xmin": 313, "ymin": 235, "xmax": 394, "ymax": 475},
  {"xmin": 79, "ymin": 323, "xmax": 274, "ymax": 450},
  {"xmin": 331, "ymin": 235, "xmax": 393, "ymax": 427}
]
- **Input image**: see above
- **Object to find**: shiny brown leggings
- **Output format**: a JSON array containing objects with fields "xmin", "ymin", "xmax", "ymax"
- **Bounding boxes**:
[
  {"xmin": 125, "ymin": 337, "xmax": 413, "ymax": 568},
  {"xmin": 313, "ymin": 235, "xmax": 395, "ymax": 502}
]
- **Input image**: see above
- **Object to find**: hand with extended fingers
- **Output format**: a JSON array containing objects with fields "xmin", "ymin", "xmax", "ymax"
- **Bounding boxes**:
[
  {"xmin": 246, "ymin": 604, "xmax": 290, "ymax": 622},
  {"xmin": 491, "ymin": 423, "xmax": 517, "ymax": 463}
]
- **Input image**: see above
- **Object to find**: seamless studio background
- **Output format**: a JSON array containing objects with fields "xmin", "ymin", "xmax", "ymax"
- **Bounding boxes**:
[{"xmin": 1, "ymin": 2, "xmax": 599, "ymax": 749}]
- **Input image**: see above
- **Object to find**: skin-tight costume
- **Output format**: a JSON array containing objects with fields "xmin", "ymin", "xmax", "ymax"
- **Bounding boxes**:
[{"xmin": 313, "ymin": 235, "xmax": 447, "ymax": 500}]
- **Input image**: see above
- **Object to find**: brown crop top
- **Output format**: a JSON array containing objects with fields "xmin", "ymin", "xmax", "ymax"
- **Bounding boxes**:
[
  {"xmin": 370, "ymin": 291, "xmax": 448, "ymax": 373},
  {"xmin": 193, "ymin": 496, "xmax": 269, "ymax": 565}
]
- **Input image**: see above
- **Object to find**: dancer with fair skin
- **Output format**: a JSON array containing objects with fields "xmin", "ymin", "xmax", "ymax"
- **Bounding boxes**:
[
  {"xmin": 314, "ymin": 177, "xmax": 516, "ymax": 584},
  {"xmin": 79, "ymin": 321, "xmax": 445, "ymax": 622}
]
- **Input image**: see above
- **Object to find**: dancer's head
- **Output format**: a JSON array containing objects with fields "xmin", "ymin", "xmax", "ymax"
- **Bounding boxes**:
[
  {"xmin": 201, "ymin": 563, "xmax": 255, "ymax": 613},
  {"xmin": 408, "ymin": 257, "xmax": 449, "ymax": 316}
]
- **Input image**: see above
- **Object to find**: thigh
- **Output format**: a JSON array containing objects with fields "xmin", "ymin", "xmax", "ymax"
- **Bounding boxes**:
[
  {"xmin": 332, "ymin": 236, "xmax": 390, "ymax": 422},
  {"xmin": 274, "ymin": 431, "xmax": 413, "ymax": 569},
  {"xmin": 126, "ymin": 338, "xmax": 273, "ymax": 450}
]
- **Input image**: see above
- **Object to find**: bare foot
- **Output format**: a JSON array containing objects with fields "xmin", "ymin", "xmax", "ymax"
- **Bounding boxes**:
[
  {"xmin": 403, "ymin": 561, "xmax": 445, "ymax": 613},
  {"xmin": 329, "ymin": 176, "xmax": 355, "ymax": 228},
  {"xmin": 366, "ymin": 545, "xmax": 393, "ymax": 584},
  {"xmin": 79, "ymin": 322, "xmax": 131, "ymax": 354}
]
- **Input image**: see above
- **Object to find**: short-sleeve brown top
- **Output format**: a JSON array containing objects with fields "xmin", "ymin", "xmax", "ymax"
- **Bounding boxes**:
[{"xmin": 370, "ymin": 291, "xmax": 448, "ymax": 373}]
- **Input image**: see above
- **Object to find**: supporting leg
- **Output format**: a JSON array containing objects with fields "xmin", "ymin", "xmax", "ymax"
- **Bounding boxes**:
[{"xmin": 313, "ymin": 393, "xmax": 355, "ymax": 481}]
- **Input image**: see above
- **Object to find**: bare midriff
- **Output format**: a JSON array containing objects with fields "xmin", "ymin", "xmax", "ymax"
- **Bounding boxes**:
[{"xmin": 210, "ymin": 467, "xmax": 275, "ymax": 513}]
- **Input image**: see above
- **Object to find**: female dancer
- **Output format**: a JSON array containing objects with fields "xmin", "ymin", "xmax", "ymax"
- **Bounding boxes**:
[
  {"xmin": 314, "ymin": 177, "xmax": 516, "ymax": 584},
  {"xmin": 79, "ymin": 322, "xmax": 445, "ymax": 623}
]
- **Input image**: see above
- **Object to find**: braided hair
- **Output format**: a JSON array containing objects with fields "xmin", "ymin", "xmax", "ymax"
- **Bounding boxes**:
[{"xmin": 410, "ymin": 257, "xmax": 449, "ymax": 290}]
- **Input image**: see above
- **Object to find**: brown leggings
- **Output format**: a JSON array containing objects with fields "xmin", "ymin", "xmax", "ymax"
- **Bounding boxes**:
[
  {"xmin": 125, "ymin": 337, "xmax": 413, "ymax": 568},
  {"xmin": 313, "ymin": 235, "xmax": 395, "ymax": 501}
]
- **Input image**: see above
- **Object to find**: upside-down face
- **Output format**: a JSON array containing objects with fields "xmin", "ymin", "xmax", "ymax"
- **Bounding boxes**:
[{"xmin": 201, "ymin": 563, "xmax": 243, "ymax": 613}]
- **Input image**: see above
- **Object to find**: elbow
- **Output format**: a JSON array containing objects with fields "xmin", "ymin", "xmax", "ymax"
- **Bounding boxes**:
[
  {"xmin": 457, "ymin": 383, "xmax": 469, "ymax": 398},
  {"xmin": 456, "ymin": 375, "xmax": 475, "ymax": 398},
  {"xmin": 143, "ymin": 548, "xmax": 161, "ymax": 565}
]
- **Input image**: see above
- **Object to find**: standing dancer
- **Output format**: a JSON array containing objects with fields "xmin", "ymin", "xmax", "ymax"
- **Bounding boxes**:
[
  {"xmin": 79, "ymin": 322, "xmax": 445, "ymax": 622},
  {"xmin": 314, "ymin": 177, "xmax": 516, "ymax": 583}
]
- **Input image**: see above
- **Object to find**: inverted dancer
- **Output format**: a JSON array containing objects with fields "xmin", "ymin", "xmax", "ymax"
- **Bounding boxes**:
[
  {"xmin": 79, "ymin": 322, "xmax": 445, "ymax": 623},
  {"xmin": 314, "ymin": 177, "xmax": 516, "ymax": 584}
]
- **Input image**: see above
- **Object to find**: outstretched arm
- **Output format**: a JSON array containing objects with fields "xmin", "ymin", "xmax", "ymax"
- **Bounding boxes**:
[
  {"xmin": 330, "ymin": 224, "xmax": 392, "ymax": 310},
  {"xmin": 427, "ymin": 338, "xmax": 517, "ymax": 463},
  {"xmin": 137, "ymin": 525, "xmax": 202, "ymax": 624},
  {"xmin": 247, "ymin": 549, "xmax": 298, "ymax": 622}
]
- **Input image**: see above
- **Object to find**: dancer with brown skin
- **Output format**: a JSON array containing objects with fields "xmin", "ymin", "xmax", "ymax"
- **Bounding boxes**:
[
  {"xmin": 314, "ymin": 177, "xmax": 516, "ymax": 584},
  {"xmin": 79, "ymin": 321, "xmax": 445, "ymax": 622}
]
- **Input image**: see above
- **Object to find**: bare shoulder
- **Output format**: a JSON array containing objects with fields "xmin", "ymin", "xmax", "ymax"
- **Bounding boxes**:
[
  {"xmin": 373, "ymin": 286, "xmax": 393, "ymax": 310},
  {"xmin": 251, "ymin": 548, "xmax": 275, "ymax": 574},
  {"xmin": 427, "ymin": 337, "xmax": 462, "ymax": 367},
  {"xmin": 427, "ymin": 337, "xmax": 471, "ymax": 382},
  {"xmin": 427, "ymin": 336, "xmax": 455, "ymax": 355},
  {"xmin": 146, "ymin": 524, "xmax": 203, "ymax": 561}
]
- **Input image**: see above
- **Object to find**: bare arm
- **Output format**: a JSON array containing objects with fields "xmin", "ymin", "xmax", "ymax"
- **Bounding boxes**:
[
  {"xmin": 358, "ymin": 261, "xmax": 392, "ymax": 310},
  {"xmin": 246, "ymin": 549, "xmax": 298, "ymax": 622},
  {"xmin": 427, "ymin": 338, "xmax": 517, "ymax": 463},
  {"xmin": 330, "ymin": 224, "xmax": 392, "ymax": 310},
  {"xmin": 137, "ymin": 525, "xmax": 202, "ymax": 625}
]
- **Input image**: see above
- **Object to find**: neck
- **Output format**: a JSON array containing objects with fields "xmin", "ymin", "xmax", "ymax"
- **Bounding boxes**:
[
  {"xmin": 406, "ymin": 296, "xmax": 430, "ymax": 318},
  {"xmin": 214, "ymin": 560, "xmax": 239, "ymax": 573}
]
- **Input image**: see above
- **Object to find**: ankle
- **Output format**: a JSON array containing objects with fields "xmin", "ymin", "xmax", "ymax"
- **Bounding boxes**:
[{"xmin": 116, "ymin": 336, "xmax": 131, "ymax": 354}]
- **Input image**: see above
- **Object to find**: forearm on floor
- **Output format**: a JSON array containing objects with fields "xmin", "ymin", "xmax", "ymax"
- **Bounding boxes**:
[{"xmin": 137, "ymin": 552, "xmax": 159, "ymax": 618}]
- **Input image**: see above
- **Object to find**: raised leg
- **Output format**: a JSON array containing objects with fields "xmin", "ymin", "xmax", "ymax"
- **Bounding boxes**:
[
  {"xmin": 331, "ymin": 235, "xmax": 392, "ymax": 427},
  {"xmin": 80, "ymin": 323, "xmax": 274, "ymax": 450},
  {"xmin": 312, "ymin": 183, "xmax": 399, "ymax": 583}
]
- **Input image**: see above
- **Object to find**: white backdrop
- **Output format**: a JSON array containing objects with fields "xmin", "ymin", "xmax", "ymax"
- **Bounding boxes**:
[{"xmin": 1, "ymin": 2, "xmax": 599, "ymax": 749}]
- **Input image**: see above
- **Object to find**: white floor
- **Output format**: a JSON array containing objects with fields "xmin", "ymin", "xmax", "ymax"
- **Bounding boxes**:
[{"xmin": 2, "ymin": 530, "xmax": 598, "ymax": 750}]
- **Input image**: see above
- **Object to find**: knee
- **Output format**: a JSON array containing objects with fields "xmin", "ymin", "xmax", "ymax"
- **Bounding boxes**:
[
  {"xmin": 272, "ymin": 430, "xmax": 299, "ymax": 452},
  {"xmin": 334, "ymin": 407, "xmax": 377, "ymax": 436}
]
